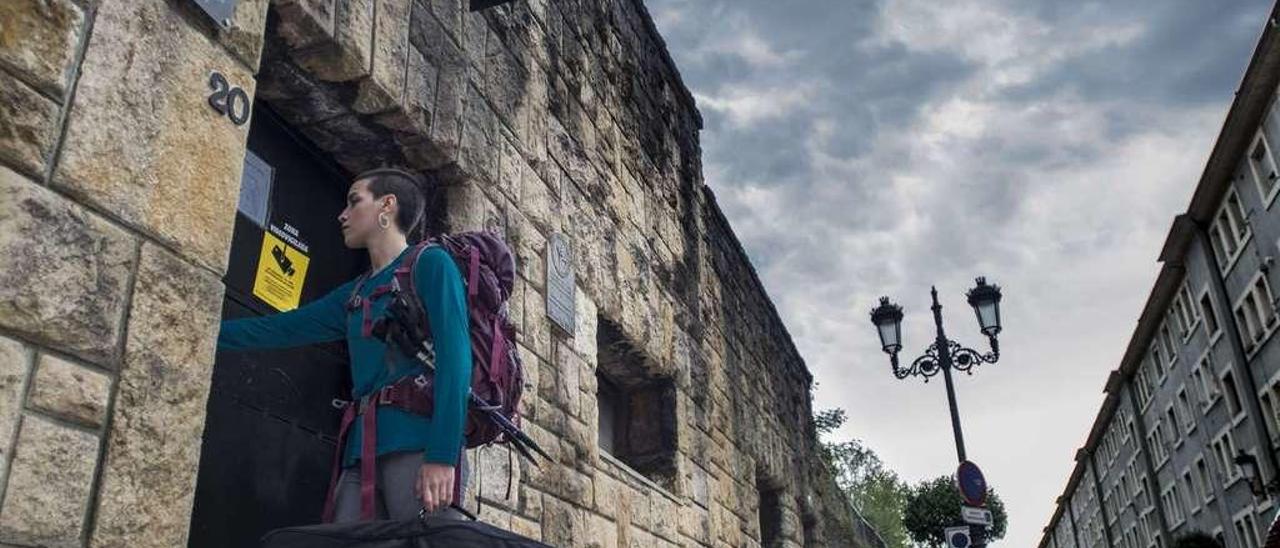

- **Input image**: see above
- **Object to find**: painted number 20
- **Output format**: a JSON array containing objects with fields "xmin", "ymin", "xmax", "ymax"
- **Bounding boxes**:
[{"xmin": 208, "ymin": 71, "xmax": 250, "ymax": 126}]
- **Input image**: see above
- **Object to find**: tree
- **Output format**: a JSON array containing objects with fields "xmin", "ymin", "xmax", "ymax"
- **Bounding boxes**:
[
  {"xmin": 815, "ymin": 408, "xmax": 911, "ymax": 548},
  {"xmin": 902, "ymin": 475, "xmax": 1007, "ymax": 547}
]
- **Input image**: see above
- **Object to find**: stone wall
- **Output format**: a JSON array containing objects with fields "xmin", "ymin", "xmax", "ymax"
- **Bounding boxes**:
[{"xmin": 0, "ymin": 0, "xmax": 884, "ymax": 546}]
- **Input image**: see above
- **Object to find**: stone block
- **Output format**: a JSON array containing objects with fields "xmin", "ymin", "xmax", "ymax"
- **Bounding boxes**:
[
  {"xmin": 273, "ymin": 0, "xmax": 337, "ymax": 51},
  {"xmin": 486, "ymin": 44, "xmax": 528, "ymax": 133},
  {"xmin": 520, "ymin": 163, "xmax": 562, "ymax": 236},
  {"xmin": 517, "ymin": 483, "xmax": 544, "ymax": 520},
  {"xmin": 354, "ymin": 0, "xmax": 411, "ymax": 114},
  {"xmin": 522, "ymin": 286, "xmax": 552, "ymax": 362},
  {"xmin": 295, "ymin": 0, "xmax": 374, "ymax": 81},
  {"xmin": 375, "ymin": 45, "xmax": 437, "ymax": 137},
  {"xmin": 0, "ymin": 166, "xmax": 136, "ymax": 366},
  {"xmin": 542, "ymin": 495, "xmax": 586, "ymax": 547},
  {"xmin": 90, "ymin": 244, "xmax": 223, "ymax": 548},
  {"xmin": 573, "ymin": 286, "xmax": 598, "ymax": 362},
  {"xmin": 444, "ymin": 179, "xmax": 501, "ymax": 232},
  {"xmin": 427, "ymin": 0, "xmax": 464, "ymax": 43},
  {"xmin": 0, "ymin": 0, "xmax": 84, "ymax": 98},
  {"xmin": 461, "ymin": 11, "xmax": 488, "ymax": 87},
  {"xmin": 0, "ymin": 70, "xmax": 59, "ymax": 177},
  {"xmin": 678, "ymin": 505, "xmax": 712, "ymax": 546},
  {"xmin": 594, "ymin": 470, "xmax": 621, "ymax": 519},
  {"xmin": 0, "ymin": 415, "xmax": 98, "ymax": 547},
  {"xmin": 54, "ymin": 0, "xmax": 253, "ymax": 272},
  {"xmin": 219, "ymin": 0, "xmax": 269, "ymax": 71},
  {"xmin": 0, "ymin": 337, "xmax": 32, "ymax": 487},
  {"xmin": 510, "ymin": 515, "xmax": 542, "ymax": 541},
  {"xmin": 585, "ymin": 513, "xmax": 618, "ymax": 548},
  {"xmin": 498, "ymin": 132, "xmax": 525, "ymax": 203},
  {"xmin": 458, "ymin": 86, "xmax": 500, "ymax": 186},
  {"xmin": 28, "ymin": 354, "xmax": 110, "ymax": 428},
  {"xmin": 554, "ymin": 342, "xmax": 582, "ymax": 417},
  {"xmin": 473, "ymin": 444, "xmax": 520, "ymax": 509},
  {"xmin": 511, "ymin": 215, "xmax": 546, "ymax": 291}
]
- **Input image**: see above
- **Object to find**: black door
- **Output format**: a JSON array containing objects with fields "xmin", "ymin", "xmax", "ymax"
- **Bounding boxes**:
[{"xmin": 189, "ymin": 104, "xmax": 367, "ymax": 547}]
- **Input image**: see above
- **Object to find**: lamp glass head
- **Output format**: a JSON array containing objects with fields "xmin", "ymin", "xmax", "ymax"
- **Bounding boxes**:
[
  {"xmin": 966, "ymin": 277, "xmax": 1003, "ymax": 337},
  {"xmin": 870, "ymin": 297, "xmax": 904, "ymax": 354}
]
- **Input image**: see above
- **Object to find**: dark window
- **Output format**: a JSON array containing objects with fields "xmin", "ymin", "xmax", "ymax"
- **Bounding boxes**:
[
  {"xmin": 595, "ymin": 317, "xmax": 677, "ymax": 489},
  {"xmin": 1201, "ymin": 293, "xmax": 1220, "ymax": 336},
  {"xmin": 758, "ymin": 481, "xmax": 782, "ymax": 547},
  {"xmin": 1223, "ymin": 371, "xmax": 1243, "ymax": 418}
]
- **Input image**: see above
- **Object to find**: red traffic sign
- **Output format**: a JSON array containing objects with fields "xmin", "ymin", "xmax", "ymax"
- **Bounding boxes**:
[{"xmin": 957, "ymin": 461, "xmax": 987, "ymax": 507}]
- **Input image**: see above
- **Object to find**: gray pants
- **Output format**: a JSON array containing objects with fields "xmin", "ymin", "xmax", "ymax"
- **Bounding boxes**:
[{"xmin": 332, "ymin": 450, "xmax": 469, "ymax": 522}]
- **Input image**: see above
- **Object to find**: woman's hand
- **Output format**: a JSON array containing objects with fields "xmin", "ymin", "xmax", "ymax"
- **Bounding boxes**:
[{"xmin": 414, "ymin": 462, "xmax": 456, "ymax": 513}]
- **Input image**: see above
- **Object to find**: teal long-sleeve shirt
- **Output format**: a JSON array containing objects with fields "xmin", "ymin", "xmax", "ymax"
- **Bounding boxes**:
[{"xmin": 218, "ymin": 245, "xmax": 472, "ymax": 467}]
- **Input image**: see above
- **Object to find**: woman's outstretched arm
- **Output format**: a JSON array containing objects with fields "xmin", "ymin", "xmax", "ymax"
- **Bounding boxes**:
[{"xmin": 217, "ymin": 279, "xmax": 354, "ymax": 351}]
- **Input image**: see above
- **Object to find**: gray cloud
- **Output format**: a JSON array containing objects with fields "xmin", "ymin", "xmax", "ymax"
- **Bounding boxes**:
[{"xmin": 647, "ymin": 0, "xmax": 1272, "ymax": 545}]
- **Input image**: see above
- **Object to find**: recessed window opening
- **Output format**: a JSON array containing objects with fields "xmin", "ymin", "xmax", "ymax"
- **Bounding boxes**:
[
  {"xmin": 757, "ymin": 479, "xmax": 783, "ymax": 547},
  {"xmin": 595, "ymin": 316, "xmax": 677, "ymax": 490}
]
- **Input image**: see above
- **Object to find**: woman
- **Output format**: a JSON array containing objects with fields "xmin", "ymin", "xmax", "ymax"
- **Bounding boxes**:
[{"xmin": 218, "ymin": 167, "xmax": 472, "ymax": 522}]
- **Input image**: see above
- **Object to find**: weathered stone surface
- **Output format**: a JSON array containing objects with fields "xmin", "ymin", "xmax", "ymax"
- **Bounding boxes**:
[
  {"xmin": 521, "ymin": 286, "xmax": 552, "ymax": 362},
  {"xmin": 0, "ymin": 0, "xmax": 84, "ymax": 97},
  {"xmin": 473, "ymin": 444, "xmax": 521, "ymax": 509},
  {"xmin": 0, "ymin": 166, "xmax": 136, "ymax": 366},
  {"xmin": 294, "ymin": 0, "xmax": 374, "ymax": 81},
  {"xmin": 0, "ymin": 337, "xmax": 31, "ymax": 489},
  {"xmin": 90, "ymin": 243, "xmax": 223, "ymax": 548},
  {"xmin": 354, "ymin": 0, "xmax": 411, "ymax": 114},
  {"xmin": 554, "ymin": 342, "xmax": 582, "ymax": 417},
  {"xmin": 219, "ymin": 0, "xmax": 269, "ymax": 72},
  {"xmin": 54, "ymin": 0, "xmax": 253, "ymax": 272},
  {"xmin": 28, "ymin": 354, "xmax": 111, "ymax": 428},
  {"xmin": 0, "ymin": 415, "xmax": 98, "ymax": 547},
  {"xmin": 0, "ymin": 70, "xmax": 59, "ymax": 177}
]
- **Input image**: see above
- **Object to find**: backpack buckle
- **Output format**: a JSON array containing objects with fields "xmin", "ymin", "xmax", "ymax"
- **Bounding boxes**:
[
  {"xmin": 332, "ymin": 398, "xmax": 350, "ymax": 409},
  {"xmin": 414, "ymin": 374, "xmax": 429, "ymax": 388}
]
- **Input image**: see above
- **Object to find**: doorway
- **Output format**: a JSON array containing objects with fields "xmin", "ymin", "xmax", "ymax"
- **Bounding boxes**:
[{"xmin": 188, "ymin": 103, "xmax": 366, "ymax": 546}]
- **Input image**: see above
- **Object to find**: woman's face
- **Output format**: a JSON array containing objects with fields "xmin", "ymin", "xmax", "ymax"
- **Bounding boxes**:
[{"xmin": 337, "ymin": 179, "xmax": 391, "ymax": 248}]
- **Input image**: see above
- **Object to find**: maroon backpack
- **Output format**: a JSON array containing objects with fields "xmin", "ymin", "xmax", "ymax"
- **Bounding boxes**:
[{"xmin": 392, "ymin": 231, "xmax": 525, "ymax": 448}]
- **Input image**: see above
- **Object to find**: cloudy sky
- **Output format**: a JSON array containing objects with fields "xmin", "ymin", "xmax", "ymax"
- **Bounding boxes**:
[{"xmin": 644, "ymin": 0, "xmax": 1274, "ymax": 544}]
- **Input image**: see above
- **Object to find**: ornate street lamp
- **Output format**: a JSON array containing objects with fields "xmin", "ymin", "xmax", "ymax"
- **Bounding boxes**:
[
  {"xmin": 1235, "ymin": 451, "xmax": 1280, "ymax": 497},
  {"xmin": 868, "ymin": 278, "xmax": 1005, "ymax": 462},
  {"xmin": 870, "ymin": 278, "xmax": 1005, "ymax": 548}
]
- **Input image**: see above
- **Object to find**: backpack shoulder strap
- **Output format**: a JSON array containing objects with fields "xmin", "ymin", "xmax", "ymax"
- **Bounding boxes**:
[{"xmin": 392, "ymin": 241, "xmax": 436, "ymax": 305}]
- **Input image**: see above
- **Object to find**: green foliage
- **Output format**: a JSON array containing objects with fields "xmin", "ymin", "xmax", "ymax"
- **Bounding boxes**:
[
  {"xmin": 902, "ymin": 476, "xmax": 1007, "ymax": 547},
  {"xmin": 1171, "ymin": 531, "xmax": 1222, "ymax": 548},
  {"xmin": 815, "ymin": 408, "xmax": 911, "ymax": 548}
]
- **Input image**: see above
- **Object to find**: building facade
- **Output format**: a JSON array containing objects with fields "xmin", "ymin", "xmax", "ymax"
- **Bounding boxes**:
[
  {"xmin": 1039, "ymin": 3, "xmax": 1280, "ymax": 547},
  {"xmin": 0, "ymin": 0, "xmax": 885, "ymax": 546}
]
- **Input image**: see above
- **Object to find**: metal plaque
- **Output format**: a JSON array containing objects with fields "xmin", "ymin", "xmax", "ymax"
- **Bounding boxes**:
[
  {"xmin": 236, "ymin": 150, "xmax": 273, "ymax": 229},
  {"xmin": 191, "ymin": 0, "xmax": 239, "ymax": 28},
  {"xmin": 546, "ymin": 233, "xmax": 575, "ymax": 335},
  {"xmin": 961, "ymin": 505, "xmax": 993, "ymax": 526}
]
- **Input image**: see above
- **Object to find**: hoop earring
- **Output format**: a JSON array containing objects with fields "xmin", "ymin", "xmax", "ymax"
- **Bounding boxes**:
[{"xmin": 378, "ymin": 213, "xmax": 391, "ymax": 230}]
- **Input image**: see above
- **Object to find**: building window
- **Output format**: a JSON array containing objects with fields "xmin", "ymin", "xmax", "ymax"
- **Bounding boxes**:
[
  {"xmin": 1174, "ymin": 283, "xmax": 1200, "ymax": 340},
  {"xmin": 1161, "ymin": 483, "xmax": 1185, "ymax": 529},
  {"xmin": 1234, "ymin": 509, "xmax": 1262, "ymax": 548},
  {"xmin": 1221, "ymin": 370, "xmax": 1244, "ymax": 419},
  {"xmin": 1249, "ymin": 131, "xmax": 1280, "ymax": 203},
  {"xmin": 1210, "ymin": 430, "xmax": 1239, "ymax": 486},
  {"xmin": 1262, "ymin": 377, "xmax": 1280, "ymax": 443},
  {"xmin": 1195, "ymin": 457, "xmax": 1215, "ymax": 503},
  {"xmin": 1191, "ymin": 353, "xmax": 1221, "ymax": 410},
  {"xmin": 1181, "ymin": 470, "xmax": 1199, "ymax": 515},
  {"xmin": 1234, "ymin": 272, "xmax": 1278, "ymax": 353},
  {"xmin": 1160, "ymin": 324, "xmax": 1178, "ymax": 367},
  {"xmin": 1164, "ymin": 406, "xmax": 1181, "ymax": 448},
  {"xmin": 1209, "ymin": 188, "xmax": 1250, "ymax": 271},
  {"xmin": 595, "ymin": 317, "xmax": 677, "ymax": 489},
  {"xmin": 1176, "ymin": 387, "xmax": 1196, "ymax": 433},
  {"xmin": 1151, "ymin": 345, "xmax": 1167, "ymax": 382},
  {"xmin": 757, "ymin": 480, "xmax": 782, "ymax": 547},
  {"xmin": 1200, "ymin": 290, "xmax": 1221, "ymax": 339}
]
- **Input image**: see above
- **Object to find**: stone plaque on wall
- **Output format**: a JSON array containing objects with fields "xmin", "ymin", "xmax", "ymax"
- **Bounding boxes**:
[{"xmin": 546, "ymin": 233, "xmax": 575, "ymax": 335}]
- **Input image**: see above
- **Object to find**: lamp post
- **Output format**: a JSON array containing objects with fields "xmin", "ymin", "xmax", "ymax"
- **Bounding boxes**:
[
  {"xmin": 869, "ymin": 277, "xmax": 1003, "ymax": 463},
  {"xmin": 871, "ymin": 278, "xmax": 1003, "ymax": 547}
]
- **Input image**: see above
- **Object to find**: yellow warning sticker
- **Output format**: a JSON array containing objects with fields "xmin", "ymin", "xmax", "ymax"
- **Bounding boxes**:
[{"xmin": 253, "ymin": 230, "xmax": 310, "ymax": 311}]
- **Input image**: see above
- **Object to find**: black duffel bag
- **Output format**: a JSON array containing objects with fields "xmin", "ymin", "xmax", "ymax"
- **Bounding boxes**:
[{"xmin": 260, "ymin": 516, "xmax": 554, "ymax": 548}]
